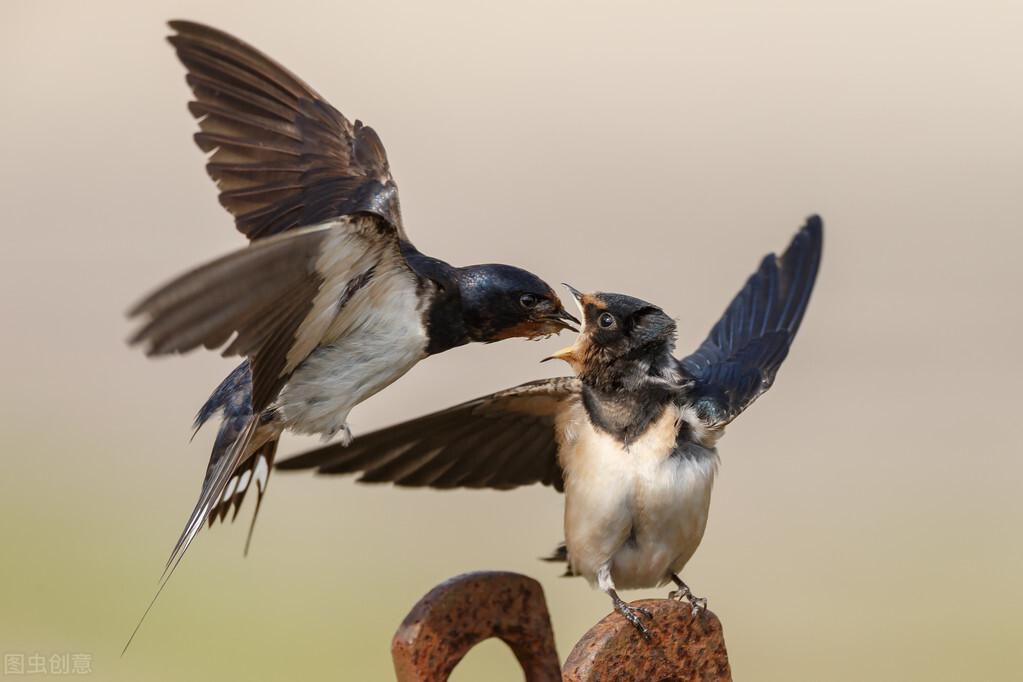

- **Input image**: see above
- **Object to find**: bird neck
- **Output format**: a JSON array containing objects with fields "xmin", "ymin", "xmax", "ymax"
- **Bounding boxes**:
[
  {"xmin": 400, "ymin": 245, "xmax": 471, "ymax": 355},
  {"xmin": 579, "ymin": 342, "xmax": 679, "ymax": 392},
  {"xmin": 582, "ymin": 381, "xmax": 675, "ymax": 445},
  {"xmin": 579, "ymin": 347, "xmax": 684, "ymax": 443},
  {"xmin": 409, "ymin": 260, "xmax": 514, "ymax": 354}
]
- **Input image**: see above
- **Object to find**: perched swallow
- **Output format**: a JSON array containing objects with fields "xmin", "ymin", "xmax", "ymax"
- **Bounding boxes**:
[
  {"xmin": 123, "ymin": 21, "xmax": 577, "ymax": 646},
  {"xmin": 278, "ymin": 217, "xmax": 823, "ymax": 637}
]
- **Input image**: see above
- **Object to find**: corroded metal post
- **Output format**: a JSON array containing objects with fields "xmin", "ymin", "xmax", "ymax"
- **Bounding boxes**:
[
  {"xmin": 391, "ymin": 571, "xmax": 731, "ymax": 681},
  {"xmin": 391, "ymin": 571, "xmax": 562, "ymax": 682},
  {"xmin": 562, "ymin": 598, "xmax": 731, "ymax": 681}
]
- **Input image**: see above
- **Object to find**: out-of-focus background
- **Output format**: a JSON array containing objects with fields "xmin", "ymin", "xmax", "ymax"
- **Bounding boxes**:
[{"xmin": 2, "ymin": 1, "xmax": 1021, "ymax": 679}]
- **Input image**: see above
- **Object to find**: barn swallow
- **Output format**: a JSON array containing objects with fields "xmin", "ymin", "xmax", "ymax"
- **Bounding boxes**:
[
  {"xmin": 123, "ymin": 21, "xmax": 576, "ymax": 648},
  {"xmin": 278, "ymin": 217, "xmax": 823, "ymax": 638}
]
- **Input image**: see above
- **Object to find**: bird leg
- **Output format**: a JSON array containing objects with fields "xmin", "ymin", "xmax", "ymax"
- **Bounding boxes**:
[
  {"xmin": 668, "ymin": 573, "xmax": 707, "ymax": 615},
  {"xmin": 325, "ymin": 423, "xmax": 353, "ymax": 446},
  {"xmin": 598, "ymin": 564, "xmax": 652, "ymax": 640}
]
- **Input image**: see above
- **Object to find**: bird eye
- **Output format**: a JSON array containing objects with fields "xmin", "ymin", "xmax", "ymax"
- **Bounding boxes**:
[
  {"xmin": 598, "ymin": 312, "xmax": 616, "ymax": 329},
  {"xmin": 519, "ymin": 293, "xmax": 539, "ymax": 309}
]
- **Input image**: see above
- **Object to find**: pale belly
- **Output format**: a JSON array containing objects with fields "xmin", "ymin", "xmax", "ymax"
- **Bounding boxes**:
[
  {"xmin": 275, "ymin": 268, "xmax": 428, "ymax": 439},
  {"xmin": 557, "ymin": 403, "xmax": 718, "ymax": 590}
]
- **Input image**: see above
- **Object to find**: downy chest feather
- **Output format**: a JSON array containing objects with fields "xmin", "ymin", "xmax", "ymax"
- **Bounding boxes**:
[
  {"xmin": 277, "ymin": 255, "xmax": 428, "ymax": 437},
  {"xmin": 557, "ymin": 401, "xmax": 718, "ymax": 587}
]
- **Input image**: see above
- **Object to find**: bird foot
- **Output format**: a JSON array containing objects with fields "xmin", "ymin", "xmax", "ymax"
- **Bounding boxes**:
[
  {"xmin": 668, "ymin": 583, "xmax": 708, "ymax": 616},
  {"xmin": 613, "ymin": 599, "xmax": 654, "ymax": 641},
  {"xmin": 324, "ymin": 424, "xmax": 353, "ymax": 446}
]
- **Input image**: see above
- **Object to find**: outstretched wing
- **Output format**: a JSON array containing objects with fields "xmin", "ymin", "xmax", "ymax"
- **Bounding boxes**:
[
  {"xmin": 277, "ymin": 378, "xmax": 581, "ymax": 491},
  {"xmin": 128, "ymin": 214, "xmax": 411, "ymax": 412},
  {"xmin": 168, "ymin": 20, "xmax": 403, "ymax": 239},
  {"xmin": 678, "ymin": 216, "xmax": 823, "ymax": 428}
]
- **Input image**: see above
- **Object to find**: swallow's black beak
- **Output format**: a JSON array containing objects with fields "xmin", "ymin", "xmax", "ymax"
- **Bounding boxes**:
[{"xmin": 543, "ymin": 305, "xmax": 579, "ymax": 333}]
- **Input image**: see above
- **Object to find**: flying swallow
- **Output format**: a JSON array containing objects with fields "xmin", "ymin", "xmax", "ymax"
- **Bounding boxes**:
[
  {"xmin": 278, "ymin": 217, "xmax": 823, "ymax": 638},
  {"xmin": 123, "ymin": 21, "xmax": 577, "ymax": 647}
]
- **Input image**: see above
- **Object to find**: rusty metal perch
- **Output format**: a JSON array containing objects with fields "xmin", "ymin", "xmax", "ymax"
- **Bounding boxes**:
[{"xmin": 391, "ymin": 571, "xmax": 732, "ymax": 681}]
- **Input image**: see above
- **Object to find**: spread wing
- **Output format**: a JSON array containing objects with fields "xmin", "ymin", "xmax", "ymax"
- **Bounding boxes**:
[
  {"xmin": 168, "ymin": 20, "xmax": 403, "ymax": 239},
  {"xmin": 128, "ymin": 214, "xmax": 410, "ymax": 412},
  {"xmin": 678, "ymin": 216, "xmax": 823, "ymax": 428},
  {"xmin": 276, "ymin": 378, "xmax": 581, "ymax": 491}
]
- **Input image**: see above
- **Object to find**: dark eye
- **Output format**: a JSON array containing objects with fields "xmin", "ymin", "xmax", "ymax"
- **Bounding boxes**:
[
  {"xmin": 598, "ymin": 312, "xmax": 616, "ymax": 329},
  {"xmin": 519, "ymin": 293, "xmax": 539, "ymax": 309}
]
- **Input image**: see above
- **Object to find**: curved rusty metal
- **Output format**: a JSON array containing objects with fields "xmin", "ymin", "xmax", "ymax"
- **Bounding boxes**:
[
  {"xmin": 391, "ymin": 571, "xmax": 561, "ymax": 682},
  {"xmin": 562, "ymin": 598, "xmax": 732, "ymax": 682},
  {"xmin": 392, "ymin": 572, "xmax": 731, "ymax": 681}
]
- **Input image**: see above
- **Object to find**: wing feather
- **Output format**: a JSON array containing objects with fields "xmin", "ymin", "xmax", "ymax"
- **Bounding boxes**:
[
  {"xmin": 276, "ymin": 378, "xmax": 581, "ymax": 492},
  {"xmin": 678, "ymin": 216, "xmax": 823, "ymax": 428},
  {"xmin": 128, "ymin": 215, "xmax": 405, "ymax": 411},
  {"xmin": 168, "ymin": 20, "xmax": 404, "ymax": 239}
]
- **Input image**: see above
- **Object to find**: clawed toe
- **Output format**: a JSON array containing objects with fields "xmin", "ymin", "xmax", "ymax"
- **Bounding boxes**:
[
  {"xmin": 614, "ymin": 601, "xmax": 654, "ymax": 640},
  {"xmin": 667, "ymin": 576, "xmax": 707, "ymax": 615}
]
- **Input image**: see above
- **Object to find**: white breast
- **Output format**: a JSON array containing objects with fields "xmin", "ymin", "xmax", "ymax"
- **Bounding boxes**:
[
  {"xmin": 276, "ymin": 253, "xmax": 428, "ymax": 440},
  {"xmin": 557, "ymin": 402, "xmax": 718, "ymax": 590}
]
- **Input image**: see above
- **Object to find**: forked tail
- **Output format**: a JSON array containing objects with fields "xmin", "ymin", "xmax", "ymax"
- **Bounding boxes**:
[{"xmin": 123, "ymin": 362, "xmax": 278, "ymax": 654}]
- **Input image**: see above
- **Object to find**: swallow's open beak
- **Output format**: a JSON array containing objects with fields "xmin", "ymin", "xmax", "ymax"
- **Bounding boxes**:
[
  {"xmin": 540, "ymin": 286, "xmax": 589, "ymax": 366},
  {"xmin": 541, "ymin": 342, "xmax": 581, "ymax": 365},
  {"xmin": 563, "ymin": 283, "xmax": 587, "ymax": 316},
  {"xmin": 544, "ymin": 305, "xmax": 580, "ymax": 333}
]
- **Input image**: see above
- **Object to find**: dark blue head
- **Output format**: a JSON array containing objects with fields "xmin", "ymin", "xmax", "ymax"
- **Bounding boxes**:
[
  {"xmin": 545, "ymin": 287, "xmax": 677, "ymax": 379},
  {"xmin": 457, "ymin": 264, "xmax": 579, "ymax": 342}
]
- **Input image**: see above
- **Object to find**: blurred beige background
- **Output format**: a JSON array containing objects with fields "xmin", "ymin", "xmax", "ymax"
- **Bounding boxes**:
[{"xmin": 2, "ymin": 1, "xmax": 1021, "ymax": 679}]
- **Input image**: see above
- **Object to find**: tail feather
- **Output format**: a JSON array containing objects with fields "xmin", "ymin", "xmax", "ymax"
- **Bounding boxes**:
[
  {"xmin": 539, "ymin": 542, "xmax": 576, "ymax": 577},
  {"xmin": 202, "ymin": 437, "xmax": 279, "ymax": 557},
  {"xmin": 243, "ymin": 440, "xmax": 278, "ymax": 556},
  {"xmin": 540, "ymin": 543, "xmax": 568, "ymax": 563},
  {"xmin": 207, "ymin": 438, "xmax": 277, "ymax": 529},
  {"xmin": 124, "ymin": 359, "xmax": 284, "ymax": 654},
  {"xmin": 195, "ymin": 361, "xmax": 278, "ymax": 551},
  {"xmin": 163, "ymin": 416, "xmax": 257, "ymax": 576},
  {"xmin": 123, "ymin": 415, "xmax": 258, "ymax": 655}
]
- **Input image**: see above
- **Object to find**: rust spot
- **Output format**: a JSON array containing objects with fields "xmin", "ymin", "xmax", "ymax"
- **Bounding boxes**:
[
  {"xmin": 562, "ymin": 599, "xmax": 732, "ymax": 682},
  {"xmin": 391, "ymin": 571, "xmax": 561, "ymax": 682}
]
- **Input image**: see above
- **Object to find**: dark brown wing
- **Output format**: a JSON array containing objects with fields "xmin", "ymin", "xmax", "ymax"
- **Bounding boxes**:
[
  {"xmin": 168, "ymin": 20, "xmax": 403, "ymax": 239},
  {"xmin": 128, "ymin": 215, "xmax": 410, "ymax": 411},
  {"xmin": 276, "ymin": 378, "xmax": 581, "ymax": 491}
]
